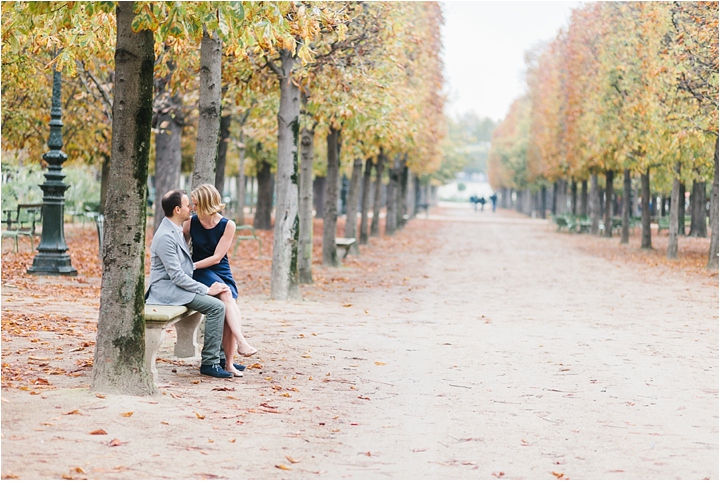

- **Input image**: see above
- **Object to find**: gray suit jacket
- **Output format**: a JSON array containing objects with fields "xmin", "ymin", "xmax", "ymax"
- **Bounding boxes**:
[{"xmin": 145, "ymin": 217, "xmax": 208, "ymax": 305}]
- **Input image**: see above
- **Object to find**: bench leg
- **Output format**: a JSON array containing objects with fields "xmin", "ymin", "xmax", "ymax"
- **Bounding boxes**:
[
  {"xmin": 145, "ymin": 324, "xmax": 167, "ymax": 384},
  {"xmin": 174, "ymin": 311, "xmax": 203, "ymax": 358}
]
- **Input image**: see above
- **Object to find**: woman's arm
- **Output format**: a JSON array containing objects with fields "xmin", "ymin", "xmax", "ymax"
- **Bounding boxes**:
[{"xmin": 193, "ymin": 219, "xmax": 236, "ymax": 270}]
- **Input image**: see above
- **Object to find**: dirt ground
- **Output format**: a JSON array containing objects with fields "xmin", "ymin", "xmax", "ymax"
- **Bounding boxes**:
[{"xmin": 2, "ymin": 205, "xmax": 718, "ymax": 480}]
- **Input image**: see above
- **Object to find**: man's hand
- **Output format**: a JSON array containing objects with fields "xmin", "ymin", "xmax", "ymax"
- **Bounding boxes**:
[{"xmin": 207, "ymin": 282, "xmax": 230, "ymax": 296}]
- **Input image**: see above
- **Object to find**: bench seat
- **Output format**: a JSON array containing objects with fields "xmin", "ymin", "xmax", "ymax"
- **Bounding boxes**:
[
  {"xmin": 144, "ymin": 305, "xmax": 204, "ymax": 383},
  {"xmin": 335, "ymin": 237, "xmax": 357, "ymax": 260}
]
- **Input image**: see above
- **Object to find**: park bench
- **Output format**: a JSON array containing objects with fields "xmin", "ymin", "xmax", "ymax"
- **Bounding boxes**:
[
  {"xmin": 656, "ymin": 217, "xmax": 670, "ymax": 235},
  {"xmin": 233, "ymin": 224, "xmax": 262, "ymax": 258},
  {"xmin": 2, "ymin": 203, "xmax": 42, "ymax": 252},
  {"xmin": 552, "ymin": 215, "xmax": 570, "ymax": 232},
  {"xmin": 335, "ymin": 237, "xmax": 357, "ymax": 260},
  {"xmin": 144, "ymin": 305, "xmax": 203, "ymax": 383}
]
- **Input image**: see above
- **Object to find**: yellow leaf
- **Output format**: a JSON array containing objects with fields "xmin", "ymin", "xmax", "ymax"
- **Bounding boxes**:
[
  {"xmin": 275, "ymin": 464, "xmax": 291, "ymax": 470},
  {"xmin": 374, "ymin": 362, "xmax": 386, "ymax": 366},
  {"xmin": 285, "ymin": 455, "xmax": 301, "ymax": 464},
  {"xmin": 194, "ymin": 412, "xmax": 206, "ymax": 419},
  {"xmin": 120, "ymin": 412, "xmax": 133, "ymax": 417}
]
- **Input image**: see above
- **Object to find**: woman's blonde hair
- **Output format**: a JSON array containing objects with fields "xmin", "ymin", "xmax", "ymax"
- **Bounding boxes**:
[{"xmin": 191, "ymin": 183, "xmax": 225, "ymax": 217}]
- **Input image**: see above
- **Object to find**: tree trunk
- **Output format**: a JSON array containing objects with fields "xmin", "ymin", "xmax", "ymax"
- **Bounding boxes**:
[
  {"xmin": 359, "ymin": 157, "xmax": 373, "ymax": 245},
  {"xmin": 270, "ymin": 49, "xmax": 301, "ymax": 300},
  {"xmin": 397, "ymin": 159, "xmax": 409, "ymax": 229},
  {"xmin": 254, "ymin": 160, "xmax": 273, "ymax": 230},
  {"xmin": 589, "ymin": 174, "xmax": 600, "ymax": 235},
  {"xmin": 539, "ymin": 185, "xmax": 547, "ymax": 218},
  {"xmin": 322, "ymin": 127, "xmax": 341, "ymax": 266},
  {"xmin": 551, "ymin": 182, "xmax": 558, "ymax": 215},
  {"xmin": 92, "ymin": 1, "xmax": 155, "ymax": 395},
  {"xmin": 580, "ymin": 179, "xmax": 588, "ymax": 216},
  {"xmin": 298, "ymin": 126, "xmax": 314, "ymax": 284},
  {"xmin": 100, "ymin": 154, "xmax": 110, "ymax": 215},
  {"xmin": 344, "ymin": 157, "xmax": 363, "ymax": 255},
  {"xmin": 621, "ymin": 169, "xmax": 631, "ymax": 244},
  {"xmin": 371, "ymin": 149, "xmax": 386, "ymax": 237},
  {"xmin": 604, "ymin": 169, "xmax": 614, "ymax": 238},
  {"xmin": 678, "ymin": 181, "xmax": 686, "ymax": 235},
  {"xmin": 214, "ymin": 114, "xmax": 232, "ymax": 195},
  {"xmin": 152, "ymin": 90, "xmax": 183, "ymax": 232},
  {"xmin": 570, "ymin": 179, "xmax": 577, "ymax": 215},
  {"xmin": 385, "ymin": 155, "xmax": 399, "ymax": 235},
  {"xmin": 641, "ymin": 168, "xmax": 652, "ymax": 249},
  {"xmin": 235, "ymin": 131, "xmax": 246, "ymax": 225},
  {"xmin": 688, "ymin": 179, "xmax": 708, "ymax": 237},
  {"xmin": 668, "ymin": 162, "xmax": 681, "ymax": 259},
  {"xmin": 191, "ymin": 29, "xmax": 222, "ymax": 190},
  {"xmin": 707, "ymin": 138, "xmax": 719, "ymax": 269}
]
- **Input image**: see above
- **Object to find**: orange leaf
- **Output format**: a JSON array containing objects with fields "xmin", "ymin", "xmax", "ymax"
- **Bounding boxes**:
[
  {"xmin": 89, "ymin": 429, "xmax": 107, "ymax": 435},
  {"xmin": 374, "ymin": 361, "xmax": 386, "ymax": 366},
  {"xmin": 285, "ymin": 455, "xmax": 300, "ymax": 464},
  {"xmin": 120, "ymin": 412, "xmax": 133, "ymax": 417},
  {"xmin": 109, "ymin": 439, "xmax": 123, "ymax": 447},
  {"xmin": 72, "ymin": 468, "xmax": 85, "ymax": 474},
  {"xmin": 275, "ymin": 464, "xmax": 291, "ymax": 470},
  {"xmin": 194, "ymin": 412, "xmax": 206, "ymax": 419},
  {"xmin": 552, "ymin": 472, "xmax": 564, "ymax": 479},
  {"xmin": 64, "ymin": 409, "xmax": 82, "ymax": 415}
]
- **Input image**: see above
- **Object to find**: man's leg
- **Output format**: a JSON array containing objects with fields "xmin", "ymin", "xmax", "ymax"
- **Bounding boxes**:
[{"xmin": 186, "ymin": 294, "xmax": 225, "ymax": 366}]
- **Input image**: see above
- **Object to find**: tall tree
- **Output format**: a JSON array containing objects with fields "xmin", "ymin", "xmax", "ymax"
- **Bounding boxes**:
[{"xmin": 93, "ymin": 2, "xmax": 155, "ymax": 395}]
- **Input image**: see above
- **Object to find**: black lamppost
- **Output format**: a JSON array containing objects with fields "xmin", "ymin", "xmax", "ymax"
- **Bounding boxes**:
[{"xmin": 28, "ymin": 69, "xmax": 77, "ymax": 276}]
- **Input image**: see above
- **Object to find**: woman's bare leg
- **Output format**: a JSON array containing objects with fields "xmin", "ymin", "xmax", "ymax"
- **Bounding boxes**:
[
  {"xmin": 221, "ymin": 322, "xmax": 242, "ymax": 376},
  {"xmin": 218, "ymin": 291, "xmax": 256, "ymax": 356}
]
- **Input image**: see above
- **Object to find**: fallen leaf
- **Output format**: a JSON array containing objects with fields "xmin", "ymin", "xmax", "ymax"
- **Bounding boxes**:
[
  {"xmin": 95, "ymin": 393, "xmax": 106, "ymax": 399},
  {"xmin": 551, "ymin": 471, "xmax": 564, "ymax": 479},
  {"xmin": 72, "ymin": 468, "xmax": 85, "ymax": 474},
  {"xmin": 275, "ymin": 464, "xmax": 291, "ymax": 471},
  {"xmin": 520, "ymin": 439, "xmax": 530, "ymax": 446},
  {"xmin": 109, "ymin": 438, "xmax": 123, "ymax": 447},
  {"xmin": 191, "ymin": 380, "xmax": 200, "ymax": 385},
  {"xmin": 63, "ymin": 410, "xmax": 82, "ymax": 416},
  {"xmin": 285, "ymin": 455, "xmax": 300, "ymax": 464},
  {"xmin": 342, "ymin": 303, "xmax": 352, "ymax": 307},
  {"xmin": 90, "ymin": 429, "xmax": 107, "ymax": 435},
  {"xmin": 358, "ymin": 396, "xmax": 370, "ymax": 400},
  {"xmin": 120, "ymin": 412, "xmax": 133, "ymax": 417},
  {"xmin": 194, "ymin": 412, "xmax": 206, "ymax": 419},
  {"xmin": 412, "ymin": 448, "xmax": 428, "ymax": 452},
  {"xmin": 212, "ymin": 387, "xmax": 235, "ymax": 391},
  {"xmin": 248, "ymin": 363, "xmax": 262, "ymax": 369},
  {"xmin": 491, "ymin": 472, "xmax": 505, "ymax": 478},
  {"xmin": 281, "ymin": 393, "xmax": 292, "ymax": 398},
  {"xmin": 374, "ymin": 361, "xmax": 386, "ymax": 366}
]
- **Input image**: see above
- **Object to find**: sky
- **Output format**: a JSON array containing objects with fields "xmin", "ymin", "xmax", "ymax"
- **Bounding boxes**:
[{"xmin": 441, "ymin": 1, "xmax": 581, "ymax": 122}]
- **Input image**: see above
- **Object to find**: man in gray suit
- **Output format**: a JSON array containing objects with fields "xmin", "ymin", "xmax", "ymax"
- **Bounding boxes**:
[{"xmin": 146, "ymin": 190, "xmax": 232, "ymax": 378}]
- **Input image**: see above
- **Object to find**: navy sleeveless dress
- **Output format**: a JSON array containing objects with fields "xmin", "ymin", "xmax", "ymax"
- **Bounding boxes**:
[{"xmin": 190, "ymin": 215, "xmax": 239, "ymax": 299}]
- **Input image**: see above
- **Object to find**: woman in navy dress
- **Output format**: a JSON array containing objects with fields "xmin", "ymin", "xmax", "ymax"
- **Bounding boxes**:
[{"xmin": 183, "ymin": 184, "xmax": 257, "ymax": 377}]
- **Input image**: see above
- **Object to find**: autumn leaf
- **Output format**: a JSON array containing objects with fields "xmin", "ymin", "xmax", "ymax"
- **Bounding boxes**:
[
  {"xmin": 120, "ymin": 412, "xmax": 133, "ymax": 417},
  {"xmin": 491, "ymin": 472, "xmax": 505, "ymax": 478},
  {"xmin": 108, "ymin": 438, "xmax": 123, "ymax": 447},
  {"xmin": 374, "ymin": 361, "xmax": 386, "ymax": 366},
  {"xmin": 212, "ymin": 387, "xmax": 235, "ymax": 391},
  {"xmin": 95, "ymin": 393, "xmax": 106, "ymax": 399},
  {"xmin": 275, "ymin": 464, "xmax": 291, "ymax": 470},
  {"xmin": 63, "ymin": 409, "xmax": 82, "ymax": 415},
  {"xmin": 72, "ymin": 468, "xmax": 85, "ymax": 474},
  {"xmin": 89, "ymin": 429, "xmax": 107, "ymax": 435},
  {"xmin": 551, "ymin": 471, "xmax": 564, "ymax": 479},
  {"xmin": 194, "ymin": 412, "xmax": 206, "ymax": 419},
  {"xmin": 285, "ymin": 455, "xmax": 300, "ymax": 464}
]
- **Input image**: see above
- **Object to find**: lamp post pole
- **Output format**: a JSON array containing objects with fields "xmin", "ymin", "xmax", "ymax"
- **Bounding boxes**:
[{"xmin": 28, "ymin": 69, "xmax": 77, "ymax": 276}]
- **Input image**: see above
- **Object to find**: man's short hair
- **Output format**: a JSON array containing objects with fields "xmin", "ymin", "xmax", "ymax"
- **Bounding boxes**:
[{"xmin": 161, "ymin": 190, "xmax": 185, "ymax": 217}]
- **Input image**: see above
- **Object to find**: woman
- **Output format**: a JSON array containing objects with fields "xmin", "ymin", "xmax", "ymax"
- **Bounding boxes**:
[{"xmin": 183, "ymin": 183, "xmax": 257, "ymax": 377}]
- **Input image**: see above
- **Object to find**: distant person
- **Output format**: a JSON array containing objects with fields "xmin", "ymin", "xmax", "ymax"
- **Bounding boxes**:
[
  {"xmin": 146, "ymin": 190, "xmax": 232, "ymax": 379},
  {"xmin": 470, "ymin": 195, "xmax": 479, "ymax": 211},
  {"xmin": 184, "ymin": 184, "xmax": 257, "ymax": 378},
  {"xmin": 479, "ymin": 196, "xmax": 487, "ymax": 212},
  {"xmin": 490, "ymin": 193, "xmax": 498, "ymax": 213}
]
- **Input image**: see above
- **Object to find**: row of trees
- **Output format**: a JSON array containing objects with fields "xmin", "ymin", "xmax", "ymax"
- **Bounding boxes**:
[
  {"xmin": 487, "ymin": 2, "xmax": 718, "ymax": 268},
  {"xmin": 1, "ymin": 2, "xmax": 445, "ymax": 394}
]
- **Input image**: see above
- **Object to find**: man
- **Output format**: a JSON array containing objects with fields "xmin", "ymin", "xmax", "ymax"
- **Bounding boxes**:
[{"xmin": 145, "ymin": 190, "xmax": 232, "ymax": 378}]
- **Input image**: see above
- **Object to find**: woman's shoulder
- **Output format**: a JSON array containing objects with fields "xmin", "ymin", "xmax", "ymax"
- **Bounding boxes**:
[{"xmin": 220, "ymin": 216, "xmax": 236, "ymax": 231}]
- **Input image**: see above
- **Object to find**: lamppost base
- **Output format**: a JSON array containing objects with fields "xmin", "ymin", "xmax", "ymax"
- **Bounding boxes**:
[{"xmin": 27, "ymin": 253, "xmax": 77, "ymax": 276}]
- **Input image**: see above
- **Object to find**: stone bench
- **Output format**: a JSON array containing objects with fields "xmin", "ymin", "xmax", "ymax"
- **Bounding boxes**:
[
  {"xmin": 335, "ymin": 237, "xmax": 357, "ymax": 260},
  {"xmin": 144, "ymin": 305, "xmax": 204, "ymax": 383}
]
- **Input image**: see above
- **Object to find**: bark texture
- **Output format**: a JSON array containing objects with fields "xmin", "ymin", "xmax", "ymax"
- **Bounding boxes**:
[
  {"xmin": 385, "ymin": 155, "xmax": 399, "ymax": 235},
  {"xmin": 668, "ymin": 162, "xmax": 681, "ymax": 259},
  {"xmin": 604, "ymin": 170, "xmax": 614, "ymax": 238},
  {"xmin": 92, "ymin": 1, "xmax": 155, "ymax": 395},
  {"xmin": 570, "ymin": 180, "xmax": 577, "ymax": 215},
  {"xmin": 298, "ymin": 126, "xmax": 315, "ymax": 284},
  {"xmin": 580, "ymin": 180, "xmax": 588, "ymax": 217},
  {"xmin": 254, "ymin": 160, "xmax": 273, "ymax": 230},
  {"xmin": 313, "ymin": 177, "xmax": 326, "ymax": 219},
  {"xmin": 371, "ymin": 150, "xmax": 386, "ymax": 236},
  {"xmin": 235, "ymin": 132, "xmax": 246, "ymax": 225},
  {"xmin": 214, "ymin": 114, "xmax": 232, "ymax": 194},
  {"xmin": 191, "ymin": 29, "xmax": 222, "ymax": 190},
  {"xmin": 688, "ymin": 179, "xmax": 708, "ymax": 238},
  {"xmin": 397, "ymin": 158, "xmax": 409, "ymax": 229},
  {"xmin": 359, "ymin": 157, "xmax": 373, "ymax": 245},
  {"xmin": 270, "ymin": 50, "xmax": 301, "ymax": 300},
  {"xmin": 641, "ymin": 169, "xmax": 652, "ymax": 249},
  {"xmin": 344, "ymin": 157, "xmax": 363, "ymax": 255},
  {"xmin": 678, "ymin": 182, "xmax": 686, "ymax": 235},
  {"xmin": 322, "ymin": 127, "xmax": 341, "ymax": 266},
  {"xmin": 152, "ymin": 88, "xmax": 183, "ymax": 232},
  {"xmin": 708, "ymin": 139, "xmax": 719, "ymax": 269}
]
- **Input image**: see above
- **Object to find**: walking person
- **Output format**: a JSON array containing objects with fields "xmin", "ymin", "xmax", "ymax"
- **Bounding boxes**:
[
  {"xmin": 184, "ymin": 184, "xmax": 257, "ymax": 378},
  {"xmin": 146, "ymin": 190, "xmax": 233, "ymax": 378}
]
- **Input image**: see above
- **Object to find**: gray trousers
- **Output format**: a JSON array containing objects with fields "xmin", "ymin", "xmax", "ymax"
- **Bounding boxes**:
[{"xmin": 186, "ymin": 294, "xmax": 226, "ymax": 366}]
